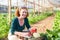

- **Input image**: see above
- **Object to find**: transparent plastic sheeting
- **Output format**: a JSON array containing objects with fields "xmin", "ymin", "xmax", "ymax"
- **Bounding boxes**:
[{"xmin": 48, "ymin": 0, "xmax": 60, "ymax": 6}]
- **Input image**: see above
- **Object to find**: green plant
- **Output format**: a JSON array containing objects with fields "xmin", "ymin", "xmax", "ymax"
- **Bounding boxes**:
[
  {"xmin": 0, "ymin": 14, "xmax": 10, "ymax": 39},
  {"xmin": 0, "ymin": 11, "xmax": 53, "ymax": 39},
  {"xmin": 46, "ymin": 11, "xmax": 60, "ymax": 40}
]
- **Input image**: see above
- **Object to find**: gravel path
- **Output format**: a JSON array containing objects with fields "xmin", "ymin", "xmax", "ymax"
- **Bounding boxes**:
[{"xmin": 31, "ymin": 15, "xmax": 54, "ymax": 33}]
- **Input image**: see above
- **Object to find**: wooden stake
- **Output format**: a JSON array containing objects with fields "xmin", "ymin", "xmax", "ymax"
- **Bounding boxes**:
[
  {"xmin": 17, "ymin": 0, "xmax": 18, "ymax": 8},
  {"xmin": 25, "ymin": 0, "xmax": 27, "ymax": 7},
  {"xmin": 33, "ymin": 0, "xmax": 35, "ymax": 16},
  {"xmin": 8, "ymin": 0, "xmax": 11, "ymax": 25},
  {"xmin": 23, "ymin": 0, "xmax": 27, "ymax": 7},
  {"xmin": 38, "ymin": 0, "xmax": 40, "ymax": 15}
]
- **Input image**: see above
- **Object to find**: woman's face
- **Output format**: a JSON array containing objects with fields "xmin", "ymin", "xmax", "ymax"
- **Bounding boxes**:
[{"xmin": 19, "ymin": 9, "xmax": 28, "ymax": 18}]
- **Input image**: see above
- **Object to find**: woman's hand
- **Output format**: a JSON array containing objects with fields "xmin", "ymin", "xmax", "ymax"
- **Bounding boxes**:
[{"xmin": 29, "ymin": 27, "xmax": 37, "ymax": 34}]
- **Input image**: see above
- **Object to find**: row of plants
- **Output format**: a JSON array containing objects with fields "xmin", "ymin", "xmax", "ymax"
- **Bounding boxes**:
[
  {"xmin": 47, "ymin": 11, "xmax": 60, "ymax": 40},
  {"xmin": 37, "ymin": 11, "xmax": 60, "ymax": 40},
  {"xmin": 0, "ymin": 14, "xmax": 10, "ymax": 39},
  {"xmin": 29, "ymin": 12, "xmax": 53, "ymax": 24},
  {"xmin": 0, "ymin": 11, "xmax": 53, "ymax": 40}
]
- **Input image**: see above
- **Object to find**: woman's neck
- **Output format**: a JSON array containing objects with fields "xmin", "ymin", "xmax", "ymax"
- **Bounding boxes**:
[{"xmin": 18, "ymin": 17, "xmax": 24, "ymax": 20}]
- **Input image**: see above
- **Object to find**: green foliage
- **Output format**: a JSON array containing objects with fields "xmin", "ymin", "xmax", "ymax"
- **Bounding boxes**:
[
  {"xmin": 40, "ymin": 33, "xmax": 48, "ymax": 39},
  {"xmin": 53, "ymin": 11, "xmax": 60, "ymax": 30},
  {"xmin": 29, "ymin": 12, "xmax": 53, "ymax": 24},
  {"xmin": 0, "ymin": 11, "xmax": 53, "ymax": 39},
  {"xmin": 46, "ymin": 11, "xmax": 60, "ymax": 40},
  {"xmin": 0, "ymin": 14, "xmax": 10, "ymax": 39}
]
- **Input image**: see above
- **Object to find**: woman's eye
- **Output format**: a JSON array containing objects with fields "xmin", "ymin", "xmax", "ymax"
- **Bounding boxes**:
[{"xmin": 23, "ymin": 12, "xmax": 27, "ymax": 13}]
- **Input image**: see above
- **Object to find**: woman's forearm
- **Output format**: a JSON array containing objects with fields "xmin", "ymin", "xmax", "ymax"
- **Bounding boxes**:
[
  {"xmin": 14, "ymin": 31, "xmax": 22, "ymax": 36},
  {"xmin": 14, "ymin": 31, "xmax": 29, "ymax": 37}
]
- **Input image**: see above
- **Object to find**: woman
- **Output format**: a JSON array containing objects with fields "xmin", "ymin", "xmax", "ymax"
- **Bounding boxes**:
[{"xmin": 8, "ymin": 7, "xmax": 31, "ymax": 40}]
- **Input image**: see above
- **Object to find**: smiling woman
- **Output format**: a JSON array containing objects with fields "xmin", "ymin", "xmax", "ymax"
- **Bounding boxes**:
[{"xmin": 8, "ymin": 7, "xmax": 31, "ymax": 40}]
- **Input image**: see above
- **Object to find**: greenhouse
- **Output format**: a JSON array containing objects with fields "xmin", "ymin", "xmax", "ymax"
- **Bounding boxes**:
[{"xmin": 0, "ymin": 0, "xmax": 60, "ymax": 40}]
